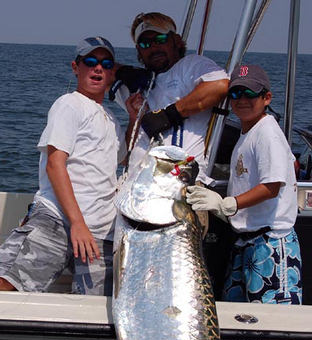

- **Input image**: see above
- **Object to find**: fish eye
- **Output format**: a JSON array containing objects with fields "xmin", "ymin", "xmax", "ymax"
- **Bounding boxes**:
[{"xmin": 178, "ymin": 171, "xmax": 191, "ymax": 183}]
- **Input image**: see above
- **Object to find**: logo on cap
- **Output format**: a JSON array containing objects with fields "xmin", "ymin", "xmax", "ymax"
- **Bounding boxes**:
[
  {"xmin": 239, "ymin": 66, "xmax": 249, "ymax": 77},
  {"xmin": 85, "ymin": 37, "xmax": 105, "ymax": 46}
]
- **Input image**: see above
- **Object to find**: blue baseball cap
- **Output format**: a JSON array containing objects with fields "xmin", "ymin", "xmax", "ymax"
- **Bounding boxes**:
[{"xmin": 76, "ymin": 36, "xmax": 115, "ymax": 60}]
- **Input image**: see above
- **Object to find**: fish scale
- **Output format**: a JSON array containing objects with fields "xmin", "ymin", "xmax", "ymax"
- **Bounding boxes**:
[{"xmin": 113, "ymin": 221, "xmax": 220, "ymax": 340}]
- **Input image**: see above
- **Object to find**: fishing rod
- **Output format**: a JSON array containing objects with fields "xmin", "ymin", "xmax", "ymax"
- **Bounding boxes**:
[
  {"xmin": 242, "ymin": 0, "xmax": 272, "ymax": 57},
  {"xmin": 225, "ymin": 0, "xmax": 272, "ymax": 70},
  {"xmin": 197, "ymin": 0, "xmax": 214, "ymax": 56},
  {"xmin": 181, "ymin": 0, "xmax": 199, "ymax": 42}
]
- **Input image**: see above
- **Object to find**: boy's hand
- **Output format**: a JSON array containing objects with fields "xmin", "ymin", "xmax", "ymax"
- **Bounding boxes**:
[
  {"xmin": 70, "ymin": 222, "xmax": 100, "ymax": 263},
  {"xmin": 186, "ymin": 185, "xmax": 237, "ymax": 222}
]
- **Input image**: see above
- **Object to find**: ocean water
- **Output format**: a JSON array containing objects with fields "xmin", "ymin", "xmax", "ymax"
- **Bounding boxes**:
[{"xmin": 0, "ymin": 42, "xmax": 311, "ymax": 193}]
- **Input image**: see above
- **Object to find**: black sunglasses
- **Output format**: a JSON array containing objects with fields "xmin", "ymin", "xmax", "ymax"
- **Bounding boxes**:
[
  {"xmin": 82, "ymin": 56, "xmax": 114, "ymax": 69},
  {"xmin": 228, "ymin": 88, "xmax": 267, "ymax": 100},
  {"xmin": 138, "ymin": 34, "xmax": 170, "ymax": 49}
]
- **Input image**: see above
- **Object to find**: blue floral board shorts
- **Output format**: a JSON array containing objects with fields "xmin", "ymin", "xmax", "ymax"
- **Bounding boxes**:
[{"xmin": 223, "ymin": 229, "xmax": 302, "ymax": 304}]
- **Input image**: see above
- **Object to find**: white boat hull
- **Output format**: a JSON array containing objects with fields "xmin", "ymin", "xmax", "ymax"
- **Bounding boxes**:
[
  {"xmin": 0, "ymin": 192, "xmax": 312, "ymax": 338},
  {"xmin": 0, "ymin": 291, "xmax": 312, "ymax": 339}
]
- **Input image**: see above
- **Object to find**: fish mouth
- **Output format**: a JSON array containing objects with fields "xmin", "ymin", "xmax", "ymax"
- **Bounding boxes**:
[{"xmin": 124, "ymin": 216, "xmax": 177, "ymax": 231}]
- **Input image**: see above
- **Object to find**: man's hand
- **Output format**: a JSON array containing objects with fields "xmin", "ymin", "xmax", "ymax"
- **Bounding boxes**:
[
  {"xmin": 109, "ymin": 65, "xmax": 153, "ymax": 101},
  {"xmin": 141, "ymin": 103, "xmax": 184, "ymax": 139},
  {"xmin": 126, "ymin": 93, "xmax": 146, "ymax": 122},
  {"xmin": 186, "ymin": 185, "xmax": 237, "ymax": 222},
  {"xmin": 117, "ymin": 65, "xmax": 153, "ymax": 92},
  {"xmin": 70, "ymin": 221, "xmax": 100, "ymax": 264},
  {"xmin": 125, "ymin": 93, "xmax": 148, "ymax": 149}
]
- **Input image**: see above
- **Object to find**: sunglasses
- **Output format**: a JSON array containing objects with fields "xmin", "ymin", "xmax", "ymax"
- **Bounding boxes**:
[
  {"xmin": 228, "ymin": 88, "xmax": 266, "ymax": 100},
  {"xmin": 138, "ymin": 34, "xmax": 169, "ymax": 49},
  {"xmin": 82, "ymin": 56, "xmax": 114, "ymax": 69}
]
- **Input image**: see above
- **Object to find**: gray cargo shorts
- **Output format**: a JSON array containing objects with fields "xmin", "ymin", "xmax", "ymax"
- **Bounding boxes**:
[{"xmin": 0, "ymin": 201, "xmax": 113, "ymax": 296}]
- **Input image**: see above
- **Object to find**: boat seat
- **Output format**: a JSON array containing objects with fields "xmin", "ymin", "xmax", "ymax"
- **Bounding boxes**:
[{"xmin": 0, "ymin": 192, "xmax": 34, "ymax": 244}]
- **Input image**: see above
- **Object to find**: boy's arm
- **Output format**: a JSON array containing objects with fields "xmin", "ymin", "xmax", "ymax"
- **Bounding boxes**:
[
  {"xmin": 186, "ymin": 182, "xmax": 281, "ymax": 222},
  {"xmin": 235, "ymin": 182, "xmax": 281, "ymax": 209},
  {"xmin": 46, "ymin": 145, "xmax": 100, "ymax": 263}
]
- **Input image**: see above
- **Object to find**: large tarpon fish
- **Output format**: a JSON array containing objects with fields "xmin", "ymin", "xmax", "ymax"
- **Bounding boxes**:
[{"xmin": 113, "ymin": 145, "xmax": 220, "ymax": 340}]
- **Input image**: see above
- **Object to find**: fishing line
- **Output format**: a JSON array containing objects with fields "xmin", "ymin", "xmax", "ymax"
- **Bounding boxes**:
[
  {"xmin": 66, "ymin": 79, "xmax": 72, "ymax": 93},
  {"xmin": 127, "ymin": 71, "xmax": 156, "ymax": 153},
  {"xmin": 118, "ymin": 72, "xmax": 156, "ymax": 189}
]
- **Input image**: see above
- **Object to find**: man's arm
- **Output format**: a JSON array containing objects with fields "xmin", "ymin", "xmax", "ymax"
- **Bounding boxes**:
[
  {"xmin": 140, "ymin": 79, "xmax": 229, "ymax": 139},
  {"xmin": 46, "ymin": 145, "xmax": 100, "ymax": 263},
  {"xmin": 175, "ymin": 79, "xmax": 229, "ymax": 117}
]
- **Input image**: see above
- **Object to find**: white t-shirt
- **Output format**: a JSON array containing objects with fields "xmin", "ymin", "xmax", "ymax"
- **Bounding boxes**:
[
  {"xmin": 116, "ymin": 54, "xmax": 229, "ymax": 185},
  {"xmin": 35, "ymin": 91, "xmax": 126, "ymax": 240},
  {"xmin": 227, "ymin": 114, "xmax": 297, "ymax": 238}
]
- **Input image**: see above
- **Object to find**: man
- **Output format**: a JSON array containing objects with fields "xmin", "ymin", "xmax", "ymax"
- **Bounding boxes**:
[
  {"xmin": 187, "ymin": 65, "xmax": 302, "ymax": 304},
  {"xmin": 111, "ymin": 13, "xmax": 230, "ymax": 297},
  {"xmin": 115, "ymin": 12, "xmax": 229, "ymax": 186},
  {"xmin": 0, "ymin": 36, "xmax": 126, "ymax": 295}
]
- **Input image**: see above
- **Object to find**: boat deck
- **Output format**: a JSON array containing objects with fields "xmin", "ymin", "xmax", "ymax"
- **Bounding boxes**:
[{"xmin": 1, "ymin": 292, "xmax": 312, "ymax": 339}]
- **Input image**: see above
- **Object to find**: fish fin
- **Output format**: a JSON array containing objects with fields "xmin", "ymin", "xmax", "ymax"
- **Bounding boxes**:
[{"xmin": 172, "ymin": 199, "xmax": 196, "ymax": 225}]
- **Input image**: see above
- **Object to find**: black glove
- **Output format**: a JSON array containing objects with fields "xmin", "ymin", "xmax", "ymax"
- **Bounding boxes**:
[
  {"xmin": 109, "ymin": 65, "xmax": 153, "ymax": 101},
  {"xmin": 117, "ymin": 65, "xmax": 153, "ymax": 92},
  {"xmin": 141, "ymin": 103, "xmax": 184, "ymax": 139}
]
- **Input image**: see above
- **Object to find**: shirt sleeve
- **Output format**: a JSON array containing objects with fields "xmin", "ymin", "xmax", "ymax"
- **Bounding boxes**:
[
  {"xmin": 105, "ymin": 106, "xmax": 127, "ymax": 164},
  {"xmin": 37, "ymin": 96, "xmax": 81, "ymax": 155},
  {"xmin": 116, "ymin": 122, "xmax": 127, "ymax": 164},
  {"xmin": 182, "ymin": 55, "xmax": 229, "ymax": 86},
  {"xmin": 115, "ymin": 85, "xmax": 130, "ymax": 112},
  {"xmin": 255, "ymin": 125, "xmax": 294, "ymax": 185}
]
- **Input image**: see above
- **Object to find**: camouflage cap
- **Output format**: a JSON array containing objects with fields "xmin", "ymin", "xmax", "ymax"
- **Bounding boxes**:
[{"xmin": 76, "ymin": 36, "xmax": 115, "ymax": 60}]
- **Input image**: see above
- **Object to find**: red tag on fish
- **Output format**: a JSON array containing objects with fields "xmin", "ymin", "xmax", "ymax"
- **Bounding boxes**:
[
  {"xmin": 186, "ymin": 156, "xmax": 194, "ymax": 162},
  {"xmin": 171, "ymin": 164, "xmax": 181, "ymax": 176}
]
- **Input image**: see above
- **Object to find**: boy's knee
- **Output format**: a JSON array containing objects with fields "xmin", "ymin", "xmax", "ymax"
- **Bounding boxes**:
[{"xmin": 0, "ymin": 277, "xmax": 17, "ymax": 291}]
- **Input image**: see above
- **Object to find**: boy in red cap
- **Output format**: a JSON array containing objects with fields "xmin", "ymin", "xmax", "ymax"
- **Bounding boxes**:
[{"xmin": 187, "ymin": 64, "xmax": 302, "ymax": 304}]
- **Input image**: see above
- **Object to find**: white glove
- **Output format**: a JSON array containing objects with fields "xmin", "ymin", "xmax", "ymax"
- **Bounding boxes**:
[{"xmin": 186, "ymin": 185, "xmax": 237, "ymax": 222}]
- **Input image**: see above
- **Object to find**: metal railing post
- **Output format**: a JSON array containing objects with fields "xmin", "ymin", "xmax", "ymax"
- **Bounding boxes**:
[{"xmin": 284, "ymin": 0, "xmax": 300, "ymax": 146}]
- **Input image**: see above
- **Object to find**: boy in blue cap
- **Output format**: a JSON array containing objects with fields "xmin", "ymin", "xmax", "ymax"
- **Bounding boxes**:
[{"xmin": 0, "ymin": 37, "xmax": 126, "ymax": 295}]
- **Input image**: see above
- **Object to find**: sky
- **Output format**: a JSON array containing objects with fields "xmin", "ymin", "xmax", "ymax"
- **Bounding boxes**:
[{"xmin": 0, "ymin": 0, "xmax": 311, "ymax": 54}]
